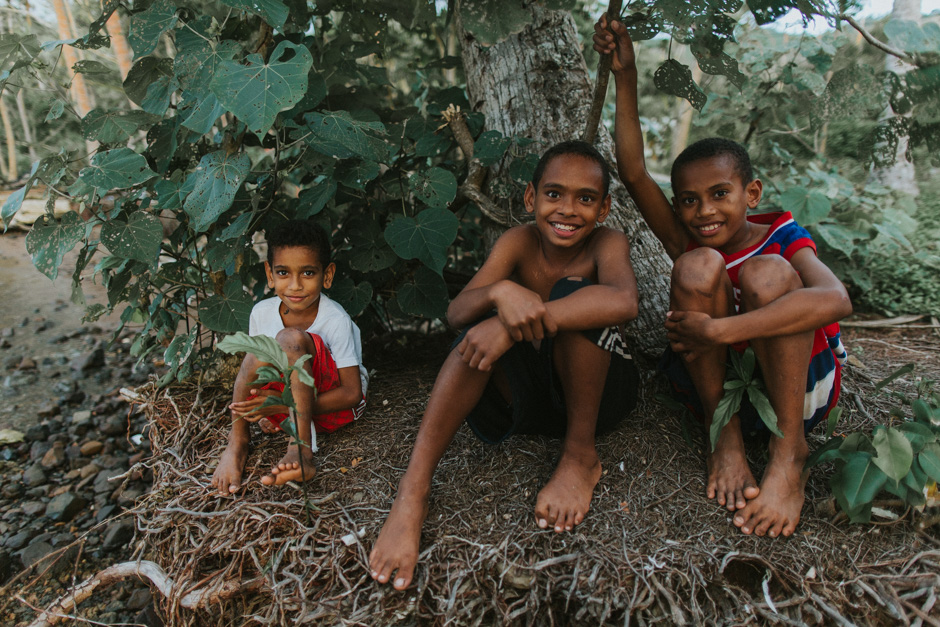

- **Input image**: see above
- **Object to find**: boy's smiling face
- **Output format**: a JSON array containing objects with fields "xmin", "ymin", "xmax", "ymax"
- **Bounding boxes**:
[
  {"xmin": 671, "ymin": 154, "xmax": 763, "ymax": 254},
  {"xmin": 524, "ymin": 153, "xmax": 611, "ymax": 249},
  {"xmin": 265, "ymin": 245, "xmax": 335, "ymax": 318}
]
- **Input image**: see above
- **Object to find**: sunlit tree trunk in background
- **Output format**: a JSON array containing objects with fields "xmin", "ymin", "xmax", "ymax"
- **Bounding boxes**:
[
  {"xmin": 0, "ymin": 94, "xmax": 18, "ymax": 180},
  {"xmin": 870, "ymin": 0, "xmax": 920, "ymax": 196},
  {"xmin": 456, "ymin": 5, "xmax": 672, "ymax": 356},
  {"xmin": 15, "ymin": 91, "xmax": 38, "ymax": 162},
  {"xmin": 106, "ymin": 12, "xmax": 133, "ymax": 80},
  {"xmin": 52, "ymin": 0, "xmax": 92, "ymax": 117}
]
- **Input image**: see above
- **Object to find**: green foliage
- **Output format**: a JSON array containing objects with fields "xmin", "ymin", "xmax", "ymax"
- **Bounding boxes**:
[
  {"xmin": 807, "ymin": 366, "xmax": 940, "ymax": 523},
  {"xmin": 709, "ymin": 348, "xmax": 781, "ymax": 452}
]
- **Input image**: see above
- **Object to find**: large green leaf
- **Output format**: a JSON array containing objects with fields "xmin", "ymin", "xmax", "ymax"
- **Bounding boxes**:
[
  {"xmin": 296, "ymin": 180, "xmax": 336, "ymax": 219},
  {"xmin": 654, "ymin": 59, "xmax": 706, "ymax": 111},
  {"xmin": 409, "ymin": 167, "xmax": 457, "ymax": 209},
  {"xmin": 690, "ymin": 35, "xmax": 745, "ymax": 88},
  {"xmin": 805, "ymin": 437, "xmax": 845, "ymax": 467},
  {"xmin": 779, "ymin": 186, "xmax": 830, "ymax": 226},
  {"xmin": 100, "ymin": 212, "xmax": 163, "ymax": 265},
  {"xmin": 396, "ymin": 266, "xmax": 448, "ymax": 318},
  {"xmin": 1, "ymin": 186, "xmax": 27, "ymax": 231},
  {"xmin": 814, "ymin": 222, "xmax": 858, "ymax": 257},
  {"xmin": 181, "ymin": 151, "xmax": 251, "ymax": 232},
  {"xmin": 25, "ymin": 212, "xmax": 86, "ymax": 280},
  {"xmin": 198, "ymin": 281, "xmax": 253, "ymax": 333},
  {"xmin": 884, "ymin": 20, "xmax": 940, "ymax": 54},
  {"xmin": 81, "ymin": 109, "xmax": 159, "ymax": 144},
  {"xmin": 831, "ymin": 453, "xmax": 886, "ymax": 513},
  {"xmin": 164, "ymin": 327, "xmax": 197, "ymax": 371},
  {"xmin": 895, "ymin": 421, "xmax": 936, "ymax": 454},
  {"xmin": 710, "ymin": 387, "xmax": 743, "ymax": 452},
  {"xmin": 211, "ymin": 41, "xmax": 312, "ymax": 139},
  {"xmin": 174, "ymin": 21, "xmax": 240, "ymax": 91},
  {"xmin": 304, "ymin": 110, "xmax": 391, "ymax": 163},
  {"xmin": 746, "ymin": 384, "xmax": 783, "ymax": 438},
  {"xmin": 919, "ymin": 442, "xmax": 940, "ymax": 482},
  {"xmin": 459, "ymin": 0, "xmax": 529, "ymax": 46},
  {"xmin": 384, "ymin": 208, "xmax": 459, "ymax": 274},
  {"xmin": 347, "ymin": 217, "xmax": 397, "ymax": 272},
  {"xmin": 337, "ymin": 160, "xmax": 381, "ymax": 191},
  {"xmin": 78, "ymin": 148, "xmax": 156, "ymax": 191},
  {"xmin": 0, "ymin": 33, "xmax": 40, "ymax": 70},
  {"xmin": 179, "ymin": 90, "xmax": 226, "ymax": 134},
  {"xmin": 328, "ymin": 277, "xmax": 373, "ymax": 317},
  {"xmin": 217, "ymin": 331, "xmax": 288, "ymax": 371},
  {"xmin": 473, "ymin": 130, "xmax": 510, "ymax": 167},
  {"xmin": 871, "ymin": 426, "xmax": 914, "ymax": 482},
  {"xmin": 128, "ymin": 0, "xmax": 178, "ymax": 60},
  {"xmin": 124, "ymin": 57, "xmax": 174, "ymax": 107},
  {"xmin": 219, "ymin": 0, "xmax": 289, "ymax": 29},
  {"xmin": 747, "ymin": 0, "xmax": 795, "ymax": 25}
]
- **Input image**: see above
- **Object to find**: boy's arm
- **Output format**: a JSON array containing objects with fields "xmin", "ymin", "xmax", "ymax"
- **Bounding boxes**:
[
  {"xmin": 543, "ymin": 229, "xmax": 639, "ymax": 330},
  {"xmin": 447, "ymin": 227, "xmax": 558, "ymax": 341},
  {"xmin": 666, "ymin": 249, "xmax": 852, "ymax": 357},
  {"xmin": 594, "ymin": 17, "xmax": 689, "ymax": 260},
  {"xmin": 311, "ymin": 366, "xmax": 362, "ymax": 413}
]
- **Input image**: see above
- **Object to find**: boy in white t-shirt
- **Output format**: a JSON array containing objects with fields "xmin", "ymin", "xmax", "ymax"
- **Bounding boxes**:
[{"xmin": 211, "ymin": 220, "xmax": 368, "ymax": 495}]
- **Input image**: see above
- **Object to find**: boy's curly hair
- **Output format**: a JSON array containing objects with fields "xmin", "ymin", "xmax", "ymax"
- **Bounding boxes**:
[
  {"xmin": 265, "ymin": 219, "xmax": 331, "ymax": 267},
  {"xmin": 671, "ymin": 138, "xmax": 753, "ymax": 190},
  {"xmin": 532, "ymin": 140, "xmax": 611, "ymax": 197}
]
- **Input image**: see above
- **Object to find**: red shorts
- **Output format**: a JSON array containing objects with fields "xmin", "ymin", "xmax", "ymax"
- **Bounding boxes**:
[{"xmin": 248, "ymin": 333, "xmax": 365, "ymax": 434}]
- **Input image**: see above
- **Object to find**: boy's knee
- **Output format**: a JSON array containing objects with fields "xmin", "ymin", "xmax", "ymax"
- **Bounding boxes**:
[
  {"xmin": 738, "ymin": 255, "xmax": 801, "ymax": 309},
  {"xmin": 671, "ymin": 248, "xmax": 725, "ymax": 294},
  {"xmin": 274, "ymin": 327, "xmax": 313, "ymax": 353}
]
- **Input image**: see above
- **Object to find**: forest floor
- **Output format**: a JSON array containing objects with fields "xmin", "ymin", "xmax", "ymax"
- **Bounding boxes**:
[{"xmin": 1, "ymin": 229, "xmax": 940, "ymax": 625}]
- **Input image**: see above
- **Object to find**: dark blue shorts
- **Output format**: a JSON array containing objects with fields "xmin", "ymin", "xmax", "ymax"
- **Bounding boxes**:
[{"xmin": 459, "ymin": 277, "xmax": 639, "ymax": 444}]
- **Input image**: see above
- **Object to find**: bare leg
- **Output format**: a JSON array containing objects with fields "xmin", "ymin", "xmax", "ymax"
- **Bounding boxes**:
[
  {"xmin": 263, "ymin": 328, "xmax": 318, "ymax": 486},
  {"xmin": 733, "ymin": 256, "xmax": 813, "ymax": 537},
  {"xmin": 671, "ymin": 249, "xmax": 759, "ymax": 511},
  {"xmin": 534, "ymin": 330, "xmax": 607, "ymax": 532},
  {"xmin": 211, "ymin": 354, "xmax": 258, "ymax": 495},
  {"xmin": 369, "ymin": 350, "xmax": 495, "ymax": 590}
]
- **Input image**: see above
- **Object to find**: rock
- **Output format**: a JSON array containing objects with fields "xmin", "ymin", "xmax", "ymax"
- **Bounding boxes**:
[
  {"xmin": 40, "ymin": 442, "xmax": 66, "ymax": 469},
  {"xmin": 21, "ymin": 501, "xmax": 45, "ymax": 517},
  {"xmin": 134, "ymin": 605, "xmax": 165, "ymax": 627},
  {"xmin": 20, "ymin": 540, "xmax": 76, "ymax": 575},
  {"xmin": 70, "ymin": 346, "xmax": 105, "ymax": 373},
  {"xmin": 17, "ymin": 357, "xmax": 36, "ymax": 370},
  {"xmin": 100, "ymin": 415, "xmax": 126, "ymax": 436},
  {"xmin": 4, "ymin": 529, "xmax": 36, "ymax": 550},
  {"xmin": 22, "ymin": 464, "xmax": 47, "ymax": 487},
  {"xmin": 53, "ymin": 379, "xmax": 77, "ymax": 396},
  {"xmin": 1, "ymin": 482, "xmax": 23, "ymax": 499},
  {"xmin": 3, "ymin": 355, "xmax": 20, "ymax": 370},
  {"xmin": 24, "ymin": 424, "xmax": 49, "ymax": 442},
  {"xmin": 36, "ymin": 401, "xmax": 61, "ymax": 418},
  {"xmin": 71, "ymin": 410, "xmax": 93, "ymax": 426},
  {"xmin": 50, "ymin": 532, "xmax": 75, "ymax": 546},
  {"xmin": 80, "ymin": 462, "xmax": 100, "ymax": 480},
  {"xmin": 127, "ymin": 588, "xmax": 153, "ymax": 611},
  {"xmin": 93, "ymin": 469, "xmax": 114, "ymax": 494},
  {"xmin": 101, "ymin": 520, "xmax": 135, "ymax": 551},
  {"xmin": 80, "ymin": 440, "xmax": 104, "ymax": 456},
  {"xmin": 29, "ymin": 440, "xmax": 51, "ymax": 461},
  {"xmin": 36, "ymin": 320, "xmax": 54, "ymax": 332},
  {"xmin": 0, "ymin": 338, "xmax": 9, "ymax": 349},
  {"xmin": 0, "ymin": 549, "xmax": 11, "ymax": 584},
  {"xmin": 96, "ymin": 504, "xmax": 118, "ymax": 524},
  {"xmin": 19, "ymin": 541, "xmax": 55, "ymax": 570},
  {"xmin": 45, "ymin": 492, "xmax": 88, "ymax": 523},
  {"xmin": 0, "ymin": 327, "xmax": 12, "ymax": 337},
  {"xmin": 116, "ymin": 486, "xmax": 143, "ymax": 508}
]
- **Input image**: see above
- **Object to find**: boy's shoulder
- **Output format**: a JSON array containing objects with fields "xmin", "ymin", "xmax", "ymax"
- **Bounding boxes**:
[{"xmin": 251, "ymin": 296, "xmax": 280, "ymax": 317}]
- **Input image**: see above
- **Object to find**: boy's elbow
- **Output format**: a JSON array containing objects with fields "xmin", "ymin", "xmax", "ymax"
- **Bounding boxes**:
[{"xmin": 836, "ymin": 292, "xmax": 852, "ymax": 320}]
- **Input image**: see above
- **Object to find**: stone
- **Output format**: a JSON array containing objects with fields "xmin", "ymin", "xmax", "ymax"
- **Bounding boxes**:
[
  {"xmin": 80, "ymin": 440, "xmax": 104, "ymax": 456},
  {"xmin": 80, "ymin": 463, "xmax": 100, "ymax": 480},
  {"xmin": 70, "ymin": 410, "xmax": 93, "ymax": 426},
  {"xmin": 64, "ymin": 469, "xmax": 81, "ymax": 481},
  {"xmin": 22, "ymin": 464, "xmax": 47, "ymax": 487},
  {"xmin": 93, "ymin": 469, "xmax": 114, "ymax": 494},
  {"xmin": 29, "ymin": 440, "xmax": 51, "ymax": 461},
  {"xmin": 40, "ymin": 442, "xmax": 66, "ymax": 469},
  {"xmin": 24, "ymin": 424, "xmax": 49, "ymax": 442},
  {"xmin": 45, "ymin": 492, "xmax": 88, "ymax": 523},
  {"xmin": 36, "ymin": 401, "xmax": 61, "ymax": 418},
  {"xmin": 126, "ymin": 588, "xmax": 152, "ymax": 611},
  {"xmin": 1, "ymin": 482, "xmax": 23, "ymax": 499},
  {"xmin": 116, "ymin": 486, "xmax": 143, "ymax": 508},
  {"xmin": 4, "ymin": 529, "xmax": 36, "ymax": 550},
  {"xmin": 0, "ymin": 338, "xmax": 9, "ymax": 348},
  {"xmin": 50, "ymin": 532, "xmax": 74, "ymax": 546},
  {"xmin": 70, "ymin": 346, "xmax": 105, "ymax": 373},
  {"xmin": 21, "ymin": 501, "xmax": 46, "ymax": 517},
  {"xmin": 20, "ymin": 541, "xmax": 54, "ymax": 570},
  {"xmin": 0, "ymin": 327, "xmax": 12, "ymax": 337},
  {"xmin": 96, "ymin": 504, "xmax": 118, "ymax": 524},
  {"xmin": 134, "ymin": 605, "xmax": 165, "ymax": 627},
  {"xmin": 100, "ymin": 415, "xmax": 126, "ymax": 436},
  {"xmin": 101, "ymin": 520, "xmax": 135, "ymax": 551},
  {"xmin": 0, "ymin": 549, "xmax": 11, "ymax": 584},
  {"xmin": 17, "ymin": 357, "xmax": 36, "ymax": 370}
]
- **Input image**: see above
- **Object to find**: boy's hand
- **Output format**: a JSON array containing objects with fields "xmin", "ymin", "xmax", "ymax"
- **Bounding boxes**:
[
  {"xmin": 493, "ymin": 281, "xmax": 558, "ymax": 342},
  {"xmin": 229, "ymin": 389, "xmax": 288, "ymax": 421},
  {"xmin": 457, "ymin": 316, "xmax": 514, "ymax": 372},
  {"xmin": 593, "ymin": 15, "xmax": 636, "ymax": 73},
  {"xmin": 665, "ymin": 310, "xmax": 722, "ymax": 361}
]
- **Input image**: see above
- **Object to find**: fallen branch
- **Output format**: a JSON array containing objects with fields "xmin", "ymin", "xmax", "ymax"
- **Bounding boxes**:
[
  {"xmin": 26, "ymin": 560, "xmax": 265, "ymax": 627},
  {"xmin": 582, "ymin": 0, "xmax": 623, "ymax": 144}
]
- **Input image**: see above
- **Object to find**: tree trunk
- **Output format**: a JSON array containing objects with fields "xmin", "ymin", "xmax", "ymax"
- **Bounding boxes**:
[
  {"xmin": 51, "ymin": 0, "xmax": 93, "ymax": 118},
  {"xmin": 106, "ymin": 12, "xmax": 133, "ymax": 80},
  {"xmin": 455, "ymin": 5, "xmax": 671, "ymax": 359},
  {"xmin": 869, "ymin": 0, "xmax": 920, "ymax": 196},
  {"xmin": 0, "ymin": 94, "xmax": 18, "ymax": 180},
  {"xmin": 15, "ymin": 90, "xmax": 38, "ymax": 163}
]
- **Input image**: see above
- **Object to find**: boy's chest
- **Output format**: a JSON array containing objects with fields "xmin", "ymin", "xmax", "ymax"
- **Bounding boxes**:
[{"xmin": 514, "ymin": 255, "xmax": 598, "ymax": 300}]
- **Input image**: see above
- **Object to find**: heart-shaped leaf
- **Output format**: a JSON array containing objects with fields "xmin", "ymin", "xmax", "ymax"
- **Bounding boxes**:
[
  {"xmin": 25, "ymin": 212, "xmax": 86, "ymax": 280},
  {"xmin": 182, "ymin": 151, "xmax": 250, "ymax": 232},
  {"xmin": 384, "ymin": 208, "xmax": 459, "ymax": 274},
  {"xmin": 101, "ymin": 211, "xmax": 163, "ymax": 265}
]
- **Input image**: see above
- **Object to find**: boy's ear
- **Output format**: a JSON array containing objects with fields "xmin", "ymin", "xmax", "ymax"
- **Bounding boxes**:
[
  {"xmin": 323, "ymin": 263, "xmax": 336, "ymax": 289},
  {"xmin": 597, "ymin": 194, "xmax": 612, "ymax": 223},
  {"xmin": 264, "ymin": 261, "xmax": 274, "ymax": 288},
  {"xmin": 523, "ymin": 182, "xmax": 536, "ymax": 213},
  {"xmin": 746, "ymin": 178, "xmax": 763, "ymax": 209}
]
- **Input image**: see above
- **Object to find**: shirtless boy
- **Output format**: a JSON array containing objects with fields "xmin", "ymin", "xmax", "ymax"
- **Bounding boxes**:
[
  {"xmin": 210, "ymin": 220, "xmax": 368, "ymax": 494},
  {"xmin": 595, "ymin": 17, "xmax": 851, "ymax": 537},
  {"xmin": 369, "ymin": 141, "xmax": 640, "ymax": 589}
]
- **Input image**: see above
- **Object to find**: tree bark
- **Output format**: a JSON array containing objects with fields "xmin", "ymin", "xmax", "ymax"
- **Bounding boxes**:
[
  {"xmin": 0, "ymin": 94, "xmax": 18, "ymax": 180},
  {"xmin": 869, "ymin": 0, "xmax": 920, "ymax": 196},
  {"xmin": 15, "ymin": 90, "xmax": 38, "ymax": 163},
  {"xmin": 51, "ymin": 0, "xmax": 93, "ymax": 118},
  {"xmin": 455, "ymin": 4, "xmax": 671, "ymax": 358},
  {"xmin": 106, "ymin": 12, "xmax": 133, "ymax": 80}
]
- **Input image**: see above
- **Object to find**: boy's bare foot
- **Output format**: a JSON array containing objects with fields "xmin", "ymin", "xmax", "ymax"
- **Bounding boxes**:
[
  {"xmin": 369, "ymin": 486, "xmax": 429, "ymax": 590},
  {"xmin": 534, "ymin": 446, "xmax": 602, "ymax": 532},
  {"xmin": 733, "ymin": 445, "xmax": 807, "ymax": 537},
  {"xmin": 707, "ymin": 418, "xmax": 759, "ymax": 511},
  {"xmin": 261, "ymin": 444, "xmax": 316, "ymax": 486},
  {"xmin": 211, "ymin": 438, "xmax": 249, "ymax": 495}
]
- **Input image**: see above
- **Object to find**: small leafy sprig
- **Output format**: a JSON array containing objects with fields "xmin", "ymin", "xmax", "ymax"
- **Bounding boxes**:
[
  {"xmin": 806, "ymin": 365, "xmax": 940, "ymax": 523},
  {"xmin": 709, "ymin": 347, "xmax": 782, "ymax": 451}
]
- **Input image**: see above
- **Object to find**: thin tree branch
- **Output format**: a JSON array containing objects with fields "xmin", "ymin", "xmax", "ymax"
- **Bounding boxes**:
[
  {"xmin": 582, "ymin": 0, "xmax": 623, "ymax": 144},
  {"xmin": 839, "ymin": 14, "xmax": 913, "ymax": 63},
  {"xmin": 441, "ymin": 104, "xmax": 511, "ymax": 226}
]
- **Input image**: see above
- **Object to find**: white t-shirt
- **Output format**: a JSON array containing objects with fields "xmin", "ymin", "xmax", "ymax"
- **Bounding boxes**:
[{"xmin": 248, "ymin": 294, "xmax": 369, "ymax": 397}]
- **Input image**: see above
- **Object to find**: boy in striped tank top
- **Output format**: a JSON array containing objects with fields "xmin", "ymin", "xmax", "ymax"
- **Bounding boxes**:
[{"xmin": 595, "ymin": 18, "xmax": 851, "ymax": 538}]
